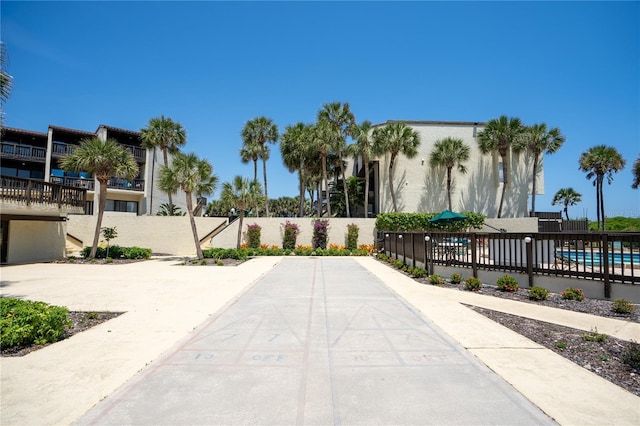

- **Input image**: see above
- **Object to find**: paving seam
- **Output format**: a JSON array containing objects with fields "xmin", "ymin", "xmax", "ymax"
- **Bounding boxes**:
[
  {"xmin": 79, "ymin": 257, "xmax": 283, "ymax": 425},
  {"xmin": 320, "ymin": 258, "xmax": 342, "ymax": 426}
]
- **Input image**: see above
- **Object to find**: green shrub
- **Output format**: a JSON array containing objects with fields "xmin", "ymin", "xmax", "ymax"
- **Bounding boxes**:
[
  {"xmin": 392, "ymin": 259, "xmax": 404, "ymax": 269},
  {"xmin": 123, "ymin": 246, "xmax": 152, "ymax": 260},
  {"xmin": 377, "ymin": 253, "xmax": 388, "ymax": 262},
  {"xmin": 561, "ymin": 287, "xmax": 585, "ymax": 301},
  {"xmin": 282, "ymin": 221, "xmax": 300, "ymax": 250},
  {"xmin": 0, "ymin": 298, "xmax": 71, "ymax": 349},
  {"xmin": 622, "ymin": 341, "xmax": 640, "ymax": 370},
  {"xmin": 412, "ymin": 267, "xmax": 427, "ymax": 278},
  {"xmin": 346, "ymin": 224, "xmax": 359, "ymax": 251},
  {"xmin": 528, "ymin": 286, "xmax": 550, "ymax": 301},
  {"xmin": 450, "ymin": 273, "xmax": 462, "ymax": 284},
  {"xmin": 429, "ymin": 274, "xmax": 444, "ymax": 285},
  {"xmin": 246, "ymin": 223, "xmax": 261, "ymax": 249},
  {"xmin": 496, "ymin": 275, "xmax": 519, "ymax": 292},
  {"xmin": 81, "ymin": 245, "xmax": 151, "ymax": 260},
  {"xmin": 555, "ymin": 342, "xmax": 567, "ymax": 350},
  {"xmin": 583, "ymin": 328, "xmax": 607, "ymax": 343},
  {"xmin": 105, "ymin": 257, "xmax": 113, "ymax": 264},
  {"xmin": 464, "ymin": 277, "xmax": 482, "ymax": 291},
  {"xmin": 611, "ymin": 299, "xmax": 637, "ymax": 315}
]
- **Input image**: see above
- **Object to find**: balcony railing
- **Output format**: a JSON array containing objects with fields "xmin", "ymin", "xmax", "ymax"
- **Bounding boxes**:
[
  {"xmin": 1, "ymin": 142, "xmax": 47, "ymax": 163},
  {"xmin": 123, "ymin": 144, "xmax": 146, "ymax": 161},
  {"xmin": 52, "ymin": 142, "xmax": 146, "ymax": 162},
  {"xmin": 49, "ymin": 176, "xmax": 144, "ymax": 192},
  {"xmin": 107, "ymin": 178, "xmax": 144, "ymax": 191},
  {"xmin": 1, "ymin": 175, "xmax": 86, "ymax": 209}
]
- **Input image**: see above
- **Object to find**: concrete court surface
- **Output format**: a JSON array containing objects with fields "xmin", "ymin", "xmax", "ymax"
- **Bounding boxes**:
[{"xmin": 76, "ymin": 257, "xmax": 553, "ymax": 425}]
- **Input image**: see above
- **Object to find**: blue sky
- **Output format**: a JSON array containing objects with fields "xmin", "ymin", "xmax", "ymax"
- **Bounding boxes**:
[{"xmin": 2, "ymin": 1, "xmax": 639, "ymax": 219}]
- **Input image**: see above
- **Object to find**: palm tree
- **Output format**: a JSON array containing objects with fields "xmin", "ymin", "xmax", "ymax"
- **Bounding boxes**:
[
  {"xmin": 310, "ymin": 120, "xmax": 335, "ymax": 217},
  {"xmin": 280, "ymin": 122, "xmax": 313, "ymax": 216},
  {"xmin": 372, "ymin": 122, "xmax": 421, "ymax": 212},
  {"xmin": 220, "ymin": 176, "xmax": 263, "ymax": 249},
  {"xmin": 551, "ymin": 188, "xmax": 582, "ymax": 220},
  {"xmin": 632, "ymin": 154, "xmax": 640, "ymax": 189},
  {"xmin": 0, "ymin": 42, "xmax": 12, "ymax": 104},
  {"xmin": 350, "ymin": 120, "xmax": 375, "ymax": 218},
  {"xmin": 140, "ymin": 116, "xmax": 187, "ymax": 215},
  {"xmin": 240, "ymin": 141, "xmax": 265, "ymax": 182},
  {"xmin": 477, "ymin": 115, "xmax": 525, "ymax": 218},
  {"xmin": 429, "ymin": 137, "xmax": 470, "ymax": 211},
  {"xmin": 241, "ymin": 117, "xmax": 279, "ymax": 216},
  {"xmin": 514, "ymin": 123, "xmax": 565, "ymax": 216},
  {"xmin": 61, "ymin": 137, "xmax": 138, "ymax": 258},
  {"xmin": 318, "ymin": 102, "xmax": 356, "ymax": 217},
  {"xmin": 158, "ymin": 152, "xmax": 218, "ymax": 259},
  {"xmin": 579, "ymin": 145, "xmax": 626, "ymax": 231}
]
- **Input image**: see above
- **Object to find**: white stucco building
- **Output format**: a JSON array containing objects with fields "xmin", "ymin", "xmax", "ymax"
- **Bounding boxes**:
[{"xmin": 349, "ymin": 120, "xmax": 541, "ymax": 218}]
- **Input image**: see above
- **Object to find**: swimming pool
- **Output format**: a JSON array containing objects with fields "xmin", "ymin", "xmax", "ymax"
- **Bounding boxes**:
[{"xmin": 557, "ymin": 250, "xmax": 640, "ymax": 266}]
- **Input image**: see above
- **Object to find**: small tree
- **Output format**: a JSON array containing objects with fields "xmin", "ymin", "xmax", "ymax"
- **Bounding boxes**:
[
  {"xmin": 101, "ymin": 226, "xmax": 118, "ymax": 258},
  {"xmin": 312, "ymin": 219, "xmax": 329, "ymax": 249},
  {"xmin": 346, "ymin": 223, "xmax": 359, "ymax": 251},
  {"xmin": 282, "ymin": 221, "xmax": 300, "ymax": 250},
  {"xmin": 246, "ymin": 223, "xmax": 261, "ymax": 249}
]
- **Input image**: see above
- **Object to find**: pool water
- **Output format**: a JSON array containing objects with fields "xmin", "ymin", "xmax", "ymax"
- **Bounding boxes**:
[{"xmin": 558, "ymin": 250, "xmax": 640, "ymax": 266}]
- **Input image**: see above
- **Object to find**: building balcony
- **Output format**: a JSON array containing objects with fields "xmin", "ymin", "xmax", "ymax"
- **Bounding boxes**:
[
  {"xmin": 52, "ymin": 142, "xmax": 146, "ymax": 162},
  {"xmin": 0, "ymin": 175, "xmax": 86, "ymax": 213},
  {"xmin": 49, "ymin": 176, "xmax": 145, "ymax": 192},
  {"xmin": 1, "ymin": 142, "xmax": 47, "ymax": 163}
]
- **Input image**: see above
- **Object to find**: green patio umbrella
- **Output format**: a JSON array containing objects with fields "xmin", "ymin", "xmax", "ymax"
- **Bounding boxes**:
[{"xmin": 429, "ymin": 209, "xmax": 467, "ymax": 224}]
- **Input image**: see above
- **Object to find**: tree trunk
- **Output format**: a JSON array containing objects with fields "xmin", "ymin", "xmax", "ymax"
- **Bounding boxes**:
[
  {"xmin": 262, "ymin": 157, "xmax": 269, "ymax": 216},
  {"xmin": 162, "ymin": 148, "xmax": 174, "ymax": 215},
  {"xmin": 149, "ymin": 149, "xmax": 156, "ymax": 215},
  {"xmin": 298, "ymin": 167, "xmax": 305, "ymax": 217},
  {"xmin": 595, "ymin": 177, "xmax": 602, "ymax": 230},
  {"xmin": 599, "ymin": 177, "xmax": 606, "ymax": 231},
  {"xmin": 564, "ymin": 205, "xmax": 569, "ymax": 221},
  {"xmin": 253, "ymin": 159, "xmax": 258, "ymax": 182},
  {"xmin": 236, "ymin": 211, "xmax": 245, "ymax": 249},
  {"xmin": 363, "ymin": 155, "xmax": 369, "ymax": 218},
  {"xmin": 389, "ymin": 153, "xmax": 397, "ymax": 212},
  {"xmin": 531, "ymin": 153, "xmax": 539, "ymax": 216},
  {"xmin": 90, "ymin": 180, "xmax": 109, "ymax": 258},
  {"xmin": 316, "ymin": 181, "xmax": 322, "ymax": 217},
  {"xmin": 446, "ymin": 166, "xmax": 452, "ymax": 211},
  {"xmin": 497, "ymin": 153, "xmax": 508, "ymax": 218},
  {"xmin": 339, "ymin": 153, "xmax": 350, "ymax": 217},
  {"xmin": 322, "ymin": 154, "xmax": 331, "ymax": 217},
  {"xmin": 185, "ymin": 191, "xmax": 203, "ymax": 259}
]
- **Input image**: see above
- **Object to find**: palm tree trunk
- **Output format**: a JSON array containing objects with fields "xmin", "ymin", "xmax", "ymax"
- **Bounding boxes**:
[
  {"xmin": 363, "ymin": 155, "xmax": 369, "ymax": 219},
  {"xmin": 446, "ymin": 167, "xmax": 452, "ymax": 211},
  {"xmin": 564, "ymin": 205, "xmax": 569, "ymax": 221},
  {"xmin": 253, "ymin": 159, "xmax": 258, "ymax": 182},
  {"xmin": 236, "ymin": 211, "xmax": 245, "ymax": 249},
  {"xmin": 185, "ymin": 192, "xmax": 203, "ymax": 259},
  {"xmin": 339, "ymin": 155, "xmax": 350, "ymax": 217},
  {"xmin": 90, "ymin": 180, "xmax": 109, "ymax": 258},
  {"xmin": 298, "ymin": 168, "xmax": 305, "ymax": 217},
  {"xmin": 599, "ymin": 177, "xmax": 606, "ymax": 231},
  {"xmin": 162, "ymin": 148, "xmax": 174, "ymax": 215},
  {"xmin": 595, "ymin": 177, "xmax": 602, "ymax": 230},
  {"xmin": 322, "ymin": 154, "xmax": 331, "ymax": 217},
  {"xmin": 497, "ymin": 154, "xmax": 508, "ymax": 218},
  {"xmin": 149, "ymin": 149, "xmax": 156, "ymax": 215},
  {"xmin": 262, "ymin": 158, "xmax": 269, "ymax": 216},
  {"xmin": 316, "ymin": 181, "xmax": 321, "ymax": 217},
  {"xmin": 531, "ymin": 154, "xmax": 539, "ymax": 216},
  {"xmin": 389, "ymin": 153, "xmax": 397, "ymax": 212}
]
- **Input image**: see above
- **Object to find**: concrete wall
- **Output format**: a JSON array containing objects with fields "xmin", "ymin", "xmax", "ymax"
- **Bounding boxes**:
[
  {"xmin": 8, "ymin": 220, "xmax": 66, "ymax": 264},
  {"xmin": 208, "ymin": 217, "xmax": 378, "ymax": 249},
  {"xmin": 65, "ymin": 213, "xmax": 227, "ymax": 255},
  {"xmin": 349, "ymin": 122, "xmax": 537, "ymax": 218}
]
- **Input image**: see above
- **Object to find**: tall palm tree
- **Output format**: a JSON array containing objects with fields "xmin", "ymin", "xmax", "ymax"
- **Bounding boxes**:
[
  {"xmin": 310, "ymin": 120, "xmax": 335, "ymax": 217},
  {"xmin": 280, "ymin": 122, "xmax": 313, "ymax": 216},
  {"xmin": 551, "ymin": 187, "xmax": 582, "ymax": 220},
  {"xmin": 632, "ymin": 154, "xmax": 640, "ymax": 190},
  {"xmin": 579, "ymin": 145, "xmax": 626, "ymax": 231},
  {"xmin": 372, "ymin": 122, "xmax": 421, "ymax": 212},
  {"xmin": 318, "ymin": 102, "xmax": 356, "ymax": 217},
  {"xmin": 240, "ymin": 142, "xmax": 265, "ymax": 182},
  {"xmin": 158, "ymin": 152, "xmax": 218, "ymax": 259},
  {"xmin": 241, "ymin": 117, "xmax": 279, "ymax": 216},
  {"xmin": 220, "ymin": 176, "xmax": 263, "ymax": 249},
  {"xmin": 477, "ymin": 115, "xmax": 525, "ymax": 218},
  {"xmin": 429, "ymin": 137, "xmax": 470, "ymax": 211},
  {"xmin": 61, "ymin": 137, "xmax": 138, "ymax": 258},
  {"xmin": 514, "ymin": 123, "xmax": 565, "ymax": 216},
  {"xmin": 350, "ymin": 120, "xmax": 375, "ymax": 218},
  {"xmin": 0, "ymin": 42, "xmax": 12, "ymax": 104},
  {"xmin": 140, "ymin": 116, "xmax": 187, "ymax": 215}
]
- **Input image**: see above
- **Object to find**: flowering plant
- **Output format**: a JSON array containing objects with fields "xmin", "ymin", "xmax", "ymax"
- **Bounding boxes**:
[
  {"xmin": 312, "ymin": 219, "xmax": 329, "ymax": 249},
  {"xmin": 246, "ymin": 223, "xmax": 261, "ymax": 249},
  {"xmin": 282, "ymin": 221, "xmax": 300, "ymax": 250}
]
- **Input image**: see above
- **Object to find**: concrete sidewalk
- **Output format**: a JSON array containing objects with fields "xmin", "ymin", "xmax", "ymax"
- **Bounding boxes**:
[{"xmin": 1, "ymin": 256, "xmax": 639, "ymax": 425}]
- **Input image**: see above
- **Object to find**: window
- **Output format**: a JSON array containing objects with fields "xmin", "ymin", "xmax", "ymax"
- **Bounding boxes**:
[{"xmin": 105, "ymin": 200, "xmax": 138, "ymax": 214}]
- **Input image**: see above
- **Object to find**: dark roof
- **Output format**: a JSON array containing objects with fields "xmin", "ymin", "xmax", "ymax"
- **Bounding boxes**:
[
  {"xmin": 373, "ymin": 120, "xmax": 487, "ymax": 127},
  {"xmin": 98, "ymin": 124, "xmax": 141, "ymax": 136},
  {"xmin": 48, "ymin": 125, "xmax": 95, "ymax": 137},
  {"xmin": 1, "ymin": 126, "xmax": 48, "ymax": 138}
]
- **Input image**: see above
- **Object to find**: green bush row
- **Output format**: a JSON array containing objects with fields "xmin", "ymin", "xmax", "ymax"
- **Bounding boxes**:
[
  {"xmin": 1, "ymin": 298, "xmax": 71, "ymax": 349},
  {"xmin": 375, "ymin": 212, "xmax": 486, "ymax": 232},
  {"xmin": 81, "ymin": 245, "xmax": 152, "ymax": 260}
]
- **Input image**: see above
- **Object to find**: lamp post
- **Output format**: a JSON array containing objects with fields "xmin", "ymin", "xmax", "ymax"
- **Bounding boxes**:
[
  {"xmin": 524, "ymin": 235, "xmax": 533, "ymax": 288},
  {"xmin": 425, "ymin": 235, "xmax": 434, "ymax": 275}
]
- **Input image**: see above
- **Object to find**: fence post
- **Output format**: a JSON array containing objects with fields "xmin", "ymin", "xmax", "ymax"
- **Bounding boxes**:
[
  {"xmin": 525, "ymin": 235, "xmax": 533, "ymax": 288},
  {"xmin": 602, "ymin": 233, "xmax": 611, "ymax": 298},
  {"xmin": 471, "ymin": 233, "xmax": 478, "ymax": 278},
  {"xmin": 26, "ymin": 179, "xmax": 33, "ymax": 206},
  {"xmin": 410, "ymin": 233, "xmax": 416, "ymax": 268}
]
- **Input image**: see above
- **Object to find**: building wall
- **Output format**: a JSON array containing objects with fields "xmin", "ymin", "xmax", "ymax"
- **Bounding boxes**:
[
  {"xmin": 208, "ymin": 217, "xmax": 378, "ymax": 249},
  {"xmin": 65, "ymin": 213, "xmax": 228, "ymax": 255},
  {"xmin": 7, "ymin": 221, "xmax": 65, "ymax": 263},
  {"xmin": 355, "ymin": 122, "xmax": 538, "ymax": 218}
]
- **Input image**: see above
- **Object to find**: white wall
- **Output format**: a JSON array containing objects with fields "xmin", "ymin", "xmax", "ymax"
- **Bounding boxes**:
[
  {"xmin": 8, "ymin": 221, "xmax": 66, "ymax": 263},
  {"xmin": 208, "ymin": 217, "xmax": 378, "ymax": 249},
  {"xmin": 353, "ymin": 122, "xmax": 536, "ymax": 218}
]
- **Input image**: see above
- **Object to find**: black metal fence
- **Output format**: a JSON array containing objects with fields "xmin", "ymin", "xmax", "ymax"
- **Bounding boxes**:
[
  {"xmin": 380, "ymin": 230, "xmax": 640, "ymax": 298},
  {"xmin": 1, "ymin": 175, "xmax": 86, "ymax": 209}
]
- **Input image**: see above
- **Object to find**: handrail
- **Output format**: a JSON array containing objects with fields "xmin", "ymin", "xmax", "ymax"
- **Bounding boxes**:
[{"xmin": 0, "ymin": 175, "xmax": 86, "ymax": 209}]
